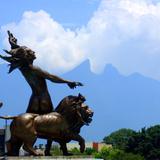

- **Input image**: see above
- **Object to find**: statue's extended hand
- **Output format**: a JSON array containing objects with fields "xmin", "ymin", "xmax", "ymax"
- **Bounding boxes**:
[
  {"xmin": 7, "ymin": 30, "xmax": 19, "ymax": 49},
  {"xmin": 67, "ymin": 82, "xmax": 83, "ymax": 89}
]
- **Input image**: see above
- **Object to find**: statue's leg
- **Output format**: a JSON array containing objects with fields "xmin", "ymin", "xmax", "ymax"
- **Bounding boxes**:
[
  {"xmin": 14, "ymin": 140, "xmax": 23, "ymax": 156},
  {"xmin": 6, "ymin": 137, "xmax": 22, "ymax": 156},
  {"xmin": 6, "ymin": 139, "xmax": 12, "ymax": 156},
  {"xmin": 69, "ymin": 133, "xmax": 85, "ymax": 153},
  {"xmin": 23, "ymin": 137, "xmax": 42, "ymax": 156},
  {"xmin": 59, "ymin": 141, "xmax": 73, "ymax": 156},
  {"xmin": 44, "ymin": 139, "xmax": 52, "ymax": 156}
]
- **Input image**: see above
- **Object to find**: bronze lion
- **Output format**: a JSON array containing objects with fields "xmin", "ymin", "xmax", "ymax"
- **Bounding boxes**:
[{"xmin": 0, "ymin": 94, "xmax": 93, "ymax": 156}]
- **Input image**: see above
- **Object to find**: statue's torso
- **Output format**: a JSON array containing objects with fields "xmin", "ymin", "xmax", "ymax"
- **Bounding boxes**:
[
  {"xmin": 20, "ymin": 66, "xmax": 54, "ymax": 114},
  {"xmin": 20, "ymin": 66, "xmax": 48, "ymax": 96}
]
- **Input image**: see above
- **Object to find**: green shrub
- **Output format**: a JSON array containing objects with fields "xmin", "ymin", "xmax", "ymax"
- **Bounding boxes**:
[
  {"xmin": 70, "ymin": 147, "xmax": 82, "ymax": 155},
  {"xmin": 85, "ymin": 147, "xmax": 97, "ymax": 155},
  {"xmin": 94, "ymin": 146, "xmax": 144, "ymax": 160},
  {"xmin": 50, "ymin": 145, "xmax": 62, "ymax": 156}
]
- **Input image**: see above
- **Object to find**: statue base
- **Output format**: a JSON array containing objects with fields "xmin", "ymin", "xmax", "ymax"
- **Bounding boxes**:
[{"xmin": 0, "ymin": 156, "xmax": 102, "ymax": 160}]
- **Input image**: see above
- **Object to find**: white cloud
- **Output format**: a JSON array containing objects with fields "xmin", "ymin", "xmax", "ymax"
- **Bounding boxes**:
[
  {"xmin": 1, "ymin": 10, "xmax": 86, "ymax": 74},
  {"xmin": 2, "ymin": 0, "xmax": 160, "ymax": 80}
]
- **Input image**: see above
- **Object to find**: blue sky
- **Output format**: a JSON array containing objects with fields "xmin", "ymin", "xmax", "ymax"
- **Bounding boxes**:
[
  {"xmin": 2, "ymin": 0, "xmax": 160, "ymax": 79},
  {"xmin": 2, "ymin": 0, "xmax": 160, "ymax": 142},
  {"xmin": 0, "ymin": 0, "xmax": 101, "ymax": 141},
  {"xmin": 0, "ymin": 0, "xmax": 101, "ymax": 74},
  {"xmin": 0, "ymin": 0, "xmax": 100, "ymax": 51},
  {"xmin": 0, "ymin": 0, "xmax": 100, "ymax": 36}
]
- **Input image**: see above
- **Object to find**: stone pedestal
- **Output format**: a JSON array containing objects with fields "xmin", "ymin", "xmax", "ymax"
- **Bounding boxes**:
[{"xmin": 0, "ymin": 156, "xmax": 103, "ymax": 160}]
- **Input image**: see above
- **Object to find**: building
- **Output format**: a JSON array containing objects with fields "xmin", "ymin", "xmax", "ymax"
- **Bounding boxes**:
[{"xmin": 67, "ymin": 142, "xmax": 112, "ymax": 152}]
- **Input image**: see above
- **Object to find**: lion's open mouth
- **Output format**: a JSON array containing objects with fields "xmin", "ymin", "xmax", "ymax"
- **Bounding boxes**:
[{"xmin": 84, "ymin": 112, "xmax": 93, "ymax": 125}]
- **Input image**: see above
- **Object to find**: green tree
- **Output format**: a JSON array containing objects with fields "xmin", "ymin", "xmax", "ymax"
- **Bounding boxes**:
[
  {"xmin": 126, "ymin": 125, "xmax": 160, "ymax": 160},
  {"xmin": 103, "ymin": 128, "xmax": 136, "ymax": 150}
]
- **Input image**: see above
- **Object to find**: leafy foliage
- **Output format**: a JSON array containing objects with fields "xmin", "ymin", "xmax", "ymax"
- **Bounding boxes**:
[
  {"xmin": 85, "ymin": 147, "xmax": 97, "ymax": 155},
  {"xmin": 126, "ymin": 125, "xmax": 160, "ymax": 160},
  {"xmin": 103, "ymin": 125, "xmax": 160, "ymax": 160},
  {"xmin": 50, "ymin": 142, "xmax": 144, "ymax": 159},
  {"xmin": 94, "ymin": 146, "xmax": 144, "ymax": 160},
  {"xmin": 70, "ymin": 147, "xmax": 82, "ymax": 155},
  {"xmin": 103, "ymin": 128, "xmax": 136, "ymax": 149},
  {"xmin": 50, "ymin": 145, "xmax": 62, "ymax": 156}
]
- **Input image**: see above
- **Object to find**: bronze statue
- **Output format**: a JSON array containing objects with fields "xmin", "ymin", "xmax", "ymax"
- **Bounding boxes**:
[
  {"xmin": 0, "ymin": 94, "xmax": 93, "ymax": 156},
  {"xmin": 0, "ymin": 31, "xmax": 83, "ymax": 155}
]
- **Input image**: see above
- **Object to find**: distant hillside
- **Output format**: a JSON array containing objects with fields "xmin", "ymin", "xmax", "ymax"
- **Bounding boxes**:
[
  {"xmin": 1, "ymin": 60, "xmax": 160, "ymax": 141},
  {"xmin": 61, "ymin": 60, "xmax": 160, "ymax": 141}
]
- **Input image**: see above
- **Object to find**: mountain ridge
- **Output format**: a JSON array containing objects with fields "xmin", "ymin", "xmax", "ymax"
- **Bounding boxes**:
[{"xmin": 1, "ymin": 61, "xmax": 160, "ymax": 141}]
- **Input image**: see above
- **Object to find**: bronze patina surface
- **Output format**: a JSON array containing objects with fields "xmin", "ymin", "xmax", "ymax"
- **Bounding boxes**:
[
  {"xmin": 0, "ymin": 31, "xmax": 84, "ymax": 155},
  {"xmin": 0, "ymin": 94, "xmax": 93, "ymax": 156},
  {"xmin": 0, "ymin": 31, "xmax": 83, "ymax": 114}
]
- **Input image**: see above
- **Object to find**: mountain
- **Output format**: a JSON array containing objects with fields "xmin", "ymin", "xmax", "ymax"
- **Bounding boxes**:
[
  {"xmin": 61, "ymin": 60, "xmax": 160, "ymax": 141},
  {"xmin": 1, "ymin": 60, "xmax": 160, "ymax": 142}
]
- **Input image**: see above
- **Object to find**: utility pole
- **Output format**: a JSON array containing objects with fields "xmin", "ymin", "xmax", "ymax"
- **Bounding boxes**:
[{"xmin": 4, "ymin": 117, "xmax": 8, "ymax": 153}]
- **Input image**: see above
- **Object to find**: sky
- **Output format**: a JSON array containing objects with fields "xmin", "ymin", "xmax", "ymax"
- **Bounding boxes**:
[
  {"xmin": 2, "ymin": 0, "xmax": 160, "ymax": 80},
  {"xmin": 0, "ymin": 0, "xmax": 100, "ymax": 74},
  {"xmin": 1, "ymin": 0, "xmax": 160, "ymax": 142}
]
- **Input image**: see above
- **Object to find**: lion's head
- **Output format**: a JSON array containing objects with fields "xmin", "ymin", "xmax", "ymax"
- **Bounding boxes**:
[
  {"xmin": 78, "ymin": 103, "xmax": 93, "ymax": 125},
  {"xmin": 0, "ymin": 31, "xmax": 36, "ymax": 73},
  {"xmin": 55, "ymin": 94, "xmax": 93, "ymax": 132}
]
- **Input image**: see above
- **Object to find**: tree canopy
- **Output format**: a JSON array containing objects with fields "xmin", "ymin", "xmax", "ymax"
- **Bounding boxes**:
[
  {"xmin": 103, "ymin": 128, "xmax": 136, "ymax": 149},
  {"xmin": 104, "ymin": 125, "xmax": 160, "ymax": 160}
]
